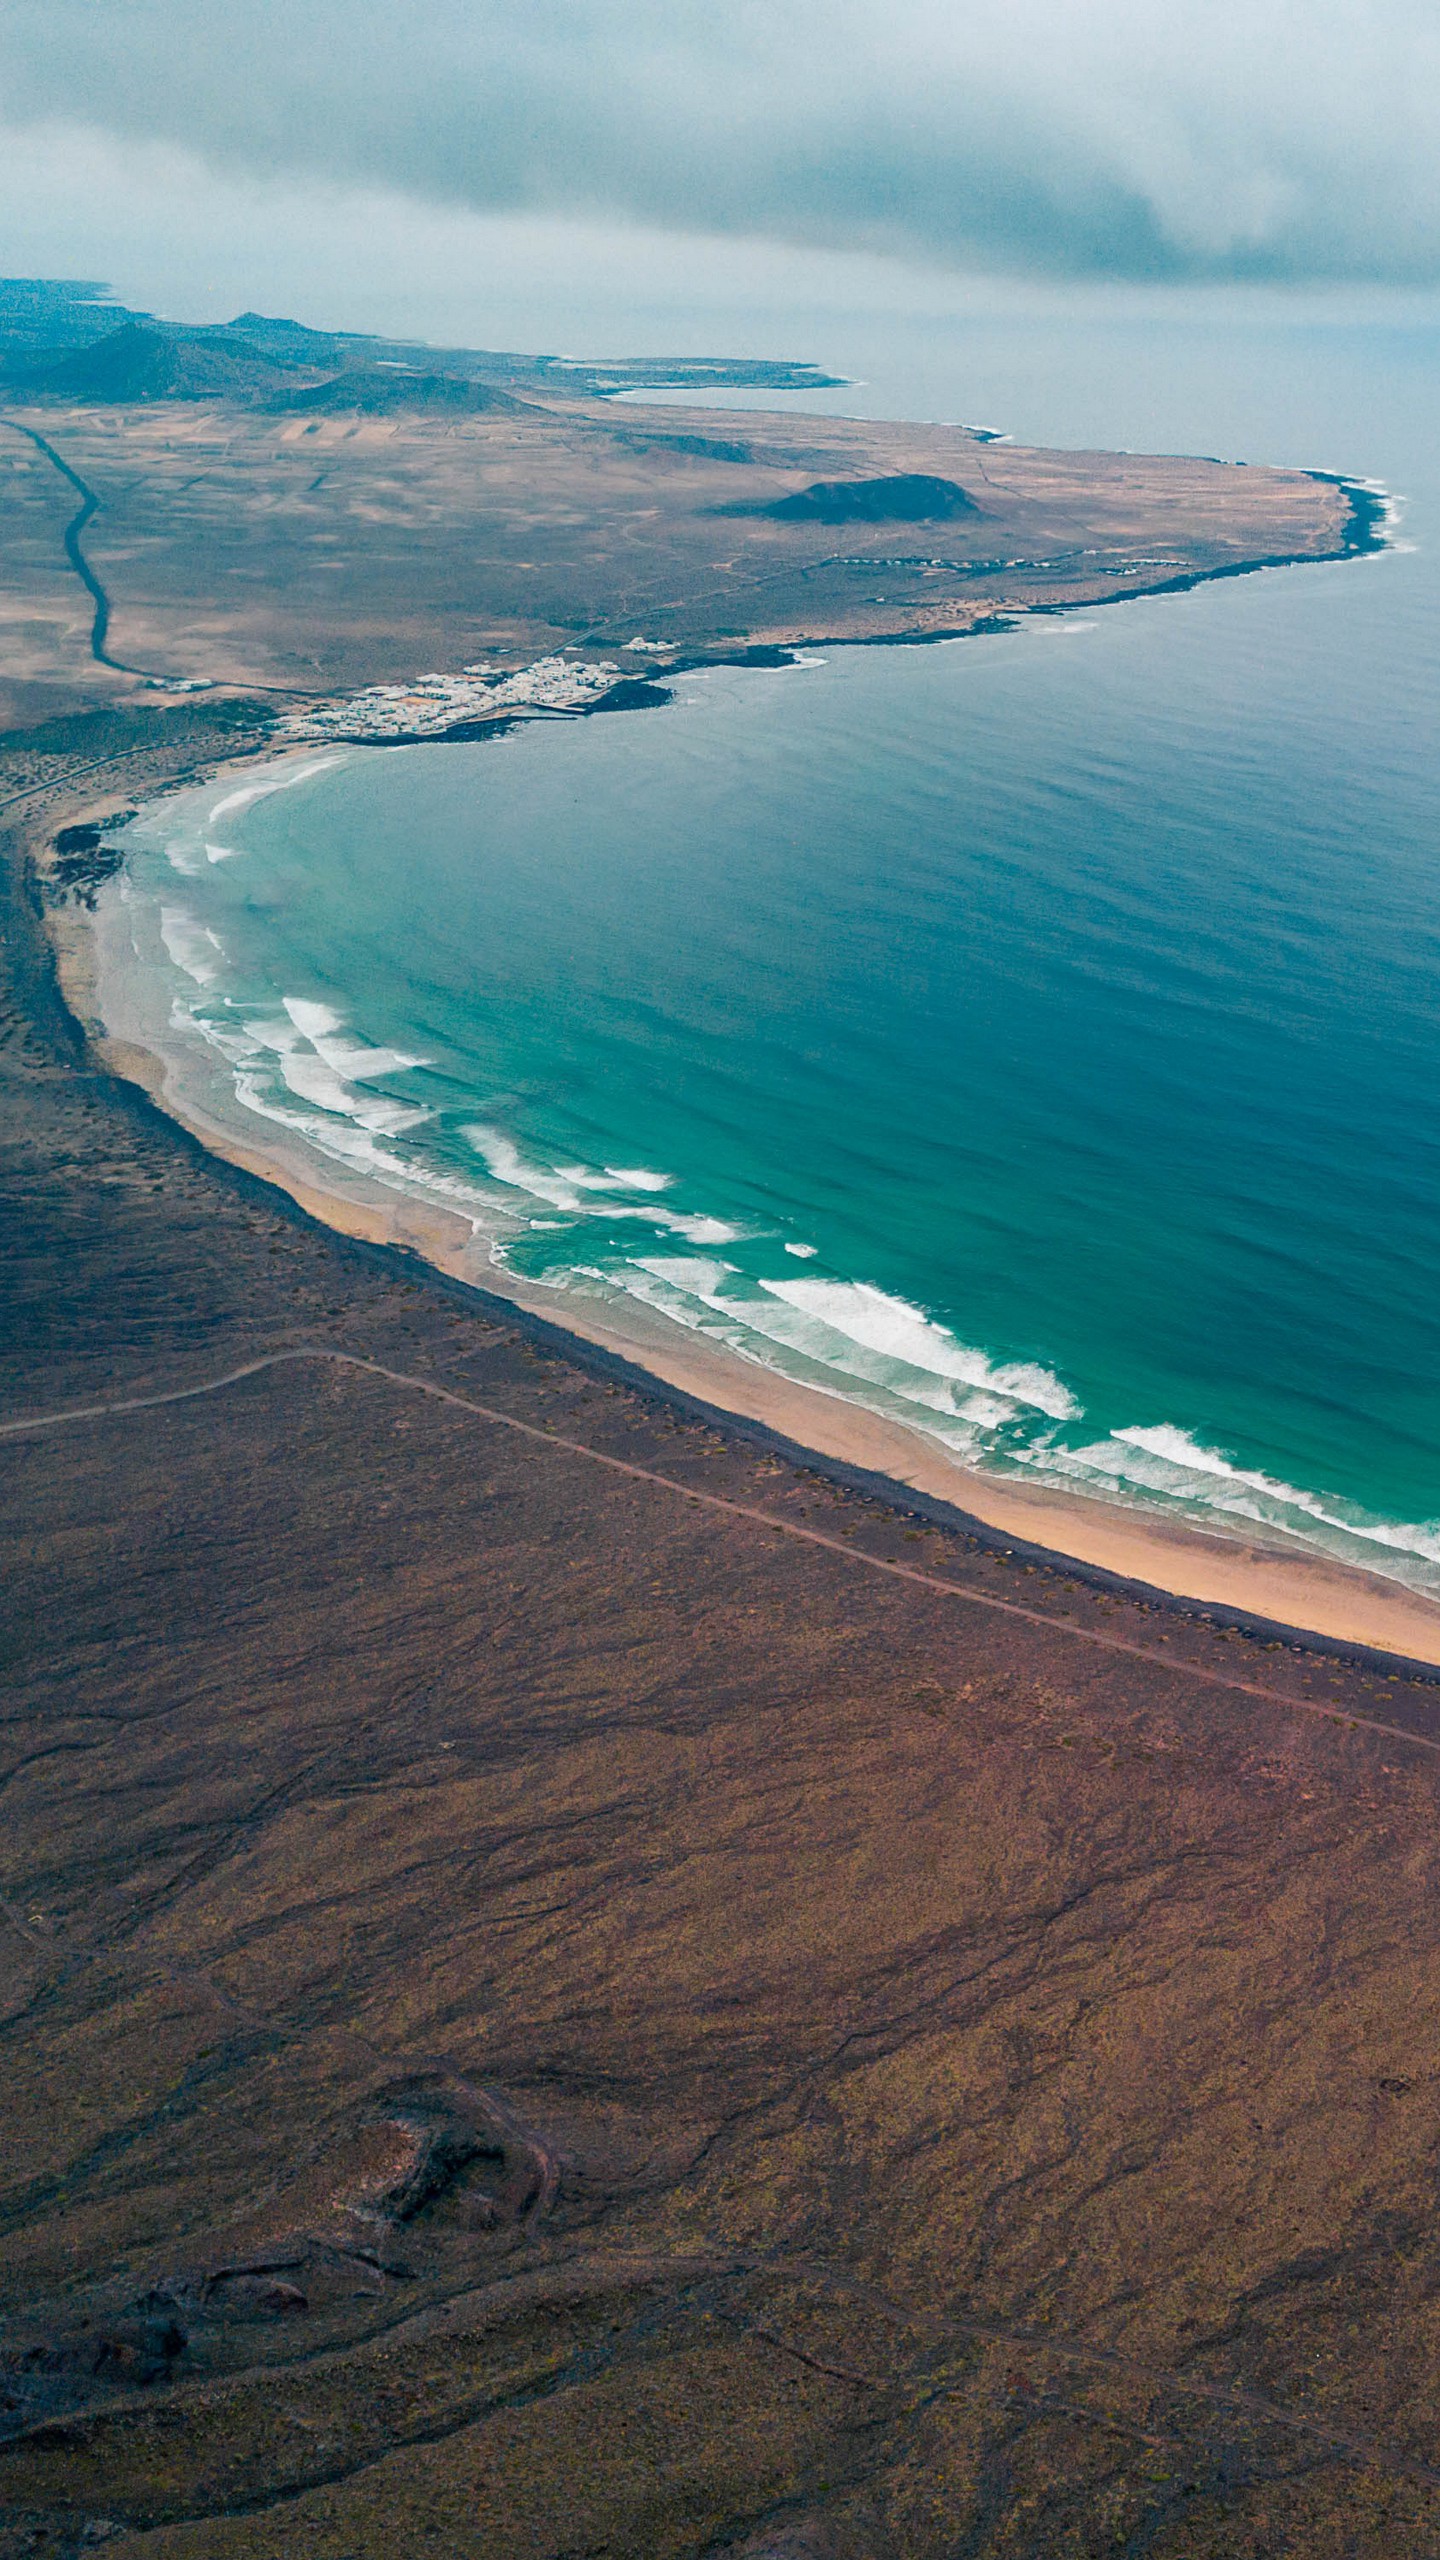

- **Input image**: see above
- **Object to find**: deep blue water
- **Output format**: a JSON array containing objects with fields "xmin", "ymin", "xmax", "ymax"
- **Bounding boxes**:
[{"xmin": 110, "ymin": 308, "xmax": 1440, "ymax": 1589}]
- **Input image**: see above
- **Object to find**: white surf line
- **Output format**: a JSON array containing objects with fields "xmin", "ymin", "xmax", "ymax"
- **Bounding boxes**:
[{"xmin": 2, "ymin": 1343, "xmax": 1437, "ymax": 1739}]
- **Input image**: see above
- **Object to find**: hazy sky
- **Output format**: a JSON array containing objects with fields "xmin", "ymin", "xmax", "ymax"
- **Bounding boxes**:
[{"xmin": 2, "ymin": 3, "xmax": 1438, "ymax": 342}]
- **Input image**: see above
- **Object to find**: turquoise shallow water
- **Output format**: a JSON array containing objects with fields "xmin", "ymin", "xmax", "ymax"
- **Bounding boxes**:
[{"xmin": 109, "ymin": 311, "xmax": 1440, "ymax": 1590}]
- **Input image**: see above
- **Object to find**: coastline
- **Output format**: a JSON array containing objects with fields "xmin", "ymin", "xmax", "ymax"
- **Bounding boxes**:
[
  {"xmin": 57, "ymin": 824, "xmax": 1440, "ymax": 1672},
  {"xmin": 16, "ymin": 289, "xmax": 1440, "ymax": 2558},
  {"xmin": 33, "ymin": 473, "xmax": 1425, "ymax": 1670},
  {"xmin": 251, "ymin": 474, "xmax": 1397, "ymax": 750}
]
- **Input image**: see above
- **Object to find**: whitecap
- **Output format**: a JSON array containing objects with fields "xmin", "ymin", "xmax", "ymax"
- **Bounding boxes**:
[
  {"xmin": 568, "ymin": 1167, "xmax": 664, "ymax": 1194},
  {"xmin": 159, "ymin": 906, "xmax": 226, "ymax": 987},
  {"xmin": 267, "ymin": 1046, "xmax": 424, "ymax": 1134},
  {"xmin": 465, "ymin": 1127, "xmax": 586, "ymax": 1211},
  {"xmin": 629, "ymin": 1259, "xmax": 1050, "ymax": 1431},
  {"xmin": 247, "ymin": 1016, "xmax": 303, "ymax": 1055},
  {"xmin": 207, "ymin": 756, "xmax": 345, "ymax": 824},
  {"xmin": 274, "ymin": 995, "xmax": 428, "ymax": 1085},
  {"xmin": 602, "ymin": 1165, "xmax": 672, "ymax": 1192},
  {"xmin": 463, "ymin": 1127, "xmax": 732, "ymax": 1240},
  {"xmin": 607, "ymin": 1256, "xmax": 992, "ymax": 1454},
  {"xmin": 203, "ymin": 996, "xmax": 428, "ymax": 1135},
  {"xmin": 635, "ymin": 1255, "xmax": 741, "ymax": 1299},
  {"xmin": 759, "ymin": 1277, "xmax": 1079, "ymax": 1420},
  {"xmin": 1036, "ymin": 1421, "xmax": 1440, "ymax": 1573},
  {"xmin": 282, "ymin": 995, "xmax": 343, "ymax": 1040},
  {"xmin": 180, "ymin": 1031, "xmax": 493, "ymax": 1216},
  {"xmin": 311, "ymin": 1034, "xmax": 429, "ymax": 1082},
  {"xmin": 645, "ymin": 1211, "xmax": 740, "ymax": 1244},
  {"xmin": 274, "ymin": 1047, "xmax": 362, "ymax": 1113},
  {"xmin": 229, "ymin": 1068, "xmax": 435, "ymax": 1173}
]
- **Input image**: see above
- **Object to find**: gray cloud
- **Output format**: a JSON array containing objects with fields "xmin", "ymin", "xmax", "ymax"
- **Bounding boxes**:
[{"xmin": 3, "ymin": 0, "xmax": 1439, "ymax": 285}]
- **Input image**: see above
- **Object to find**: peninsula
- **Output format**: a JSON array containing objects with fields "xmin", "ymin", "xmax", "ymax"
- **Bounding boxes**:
[{"xmin": 0, "ymin": 279, "xmax": 1369, "ymax": 737}]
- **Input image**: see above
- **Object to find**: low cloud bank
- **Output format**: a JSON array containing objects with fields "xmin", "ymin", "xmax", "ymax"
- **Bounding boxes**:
[{"xmin": 3, "ymin": 1, "xmax": 1440, "ymax": 286}]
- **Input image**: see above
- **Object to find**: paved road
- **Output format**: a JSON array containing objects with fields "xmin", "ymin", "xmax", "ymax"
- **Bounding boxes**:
[{"xmin": 0, "ymin": 414, "xmax": 153, "ymax": 674}]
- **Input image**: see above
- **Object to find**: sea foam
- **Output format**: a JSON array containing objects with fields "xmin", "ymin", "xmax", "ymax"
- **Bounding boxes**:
[
  {"xmin": 159, "ymin": 906, "xmax": 226, "ymax": 986},
  {"xmin": 464, "ymin": 1126, "xmax": 736, "ymax": 1244},
  {"xmin": 760, "ymin": 1277, "xmax": 1079, "ymax": 1419},
  {"xmin": 1045, "ymin": 1420, "xmax": 1440, "ymax": 1569},
  {"xmin": 618, "ymin": 1257, "xmax": 1070, "ymax": 1445},
  {"xmin": 206, "ymin": 757, "xmax": 346, "ymax": 826}
]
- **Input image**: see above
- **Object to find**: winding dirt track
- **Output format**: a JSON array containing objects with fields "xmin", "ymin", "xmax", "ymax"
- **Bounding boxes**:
[{"xmin": 5, "ymin": 1341, "xmax": 1436, "ymax": 1754}]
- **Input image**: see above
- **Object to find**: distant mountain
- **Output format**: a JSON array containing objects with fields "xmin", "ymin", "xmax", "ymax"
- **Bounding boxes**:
[
  {"xmin": 19, "ymin": 323, "xmax": 306, "ymax": 406},
  {"xmin": 0, "ymin": 277, "xmax": 846, "ymax": 410},
  {"xmin": 9, "ymin": 321, "xmax": 520, "ymax": 415},
  {"xmin": 267, "ymin": 367, "xmax": 526, "ymax": 416},
  {"xmin": 734, "ymin": 473, "xmax": 980, "ymax": 524},
  {"xmin": 223, "ymin": 311, "xmax": 375, "ymax": 365}
]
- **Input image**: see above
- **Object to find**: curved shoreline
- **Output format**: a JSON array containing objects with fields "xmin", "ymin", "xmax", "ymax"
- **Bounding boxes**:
[
  {"xmin": 59, "ymin": 1010, "xmax": 1440, "ymax": 1674},
  {"xmin": 36, "ymin": 477, "xmax": 1428, "ymax": 1669},
  {"xmin": 60, "ymin": 850, "xmax": 1440, "ymax": 1673},
  {"xmin": 297, "ymin": 475, "xmax": 1396, "ymax": 750}
]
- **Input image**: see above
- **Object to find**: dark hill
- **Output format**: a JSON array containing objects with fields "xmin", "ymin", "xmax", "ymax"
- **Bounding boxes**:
[
  {"xmin": 0, "ymin": 278, "xmax": 849, "ymax": 409},
  {"xmin": 268, "ymin": 367, "xmax": 525, "ymax": 416},
  {"xmin": 223, "ymin": 310, "xmax": 371, "ymax": 364},
  {"xmin": 20, "ymin": 323, "xmax": 300, "ymax": 405},
  {"xmin": 732, "ymin": 471, "xmax": 980, "ymax": 524}
]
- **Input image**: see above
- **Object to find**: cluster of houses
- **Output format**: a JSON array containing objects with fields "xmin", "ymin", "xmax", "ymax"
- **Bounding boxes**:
[{"xmin": 277, "ymin": 653, "xmax": 644, "ymax": 743}]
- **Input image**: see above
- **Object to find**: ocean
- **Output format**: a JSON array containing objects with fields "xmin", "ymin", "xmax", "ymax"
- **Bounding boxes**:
[{"xmin": 101, "ymin": 303, "xmax": 1440, "ymax": 1593}]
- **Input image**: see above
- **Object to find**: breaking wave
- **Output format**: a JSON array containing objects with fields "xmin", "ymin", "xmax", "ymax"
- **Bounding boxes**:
[
  {"xmin": 140, "ymin": 926, "xmax": 1440, "ymax": 1598},
  {"xmin": 160, "ymin": 755, "xmax": 350, "ymax": 873},
  {"xmin": 596, "ymin": 1255, "xmax": 1077, "ymax": 1453},
  {"xmin": 465, "ymin": 1126, "xmax": 740, "ymax": 1243},
  {"xmin": 110, "ymin": 687, "xmax": 1440, "ymax": 1610},
  {"xmin": 159, "ymin": 906, "xmax": 226, "ymax": 987},
  {"xmin": 1034, "ymin": 1420, "xmax": 1440, "ymax": 1575}
]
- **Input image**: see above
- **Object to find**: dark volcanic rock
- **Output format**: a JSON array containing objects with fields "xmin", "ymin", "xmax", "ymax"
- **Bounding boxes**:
[
  {"xmin": 40, "ymin": 816, "xmax": 135, "ymax": 908},
  {"xmin": 204, "ymin": 2274, "xmax": 308, "ymax": 2320},
  {"xmin": 587, "ymin": 675, "xmax": 672, "ymax": 712},
  {"xmin": 729, "ymin": 470, "xmax": 980, "ymax": 524}
]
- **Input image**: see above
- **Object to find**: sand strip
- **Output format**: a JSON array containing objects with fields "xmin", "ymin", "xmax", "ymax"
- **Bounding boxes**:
[{"xmin": 58, "ymin": 872, "xmax": 1440, "ymax": 1671}]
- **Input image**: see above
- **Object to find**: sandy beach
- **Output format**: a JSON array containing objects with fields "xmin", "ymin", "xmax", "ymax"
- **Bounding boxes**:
[{"xmin": 61, "ymin": 816, "xmax": 1440, "ymax": 1672}]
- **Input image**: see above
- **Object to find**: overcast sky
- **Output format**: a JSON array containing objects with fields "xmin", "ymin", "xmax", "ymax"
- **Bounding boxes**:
[{"xmin": 2, "ymin": 2, "xmax": 1439, "ymax": 348}]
